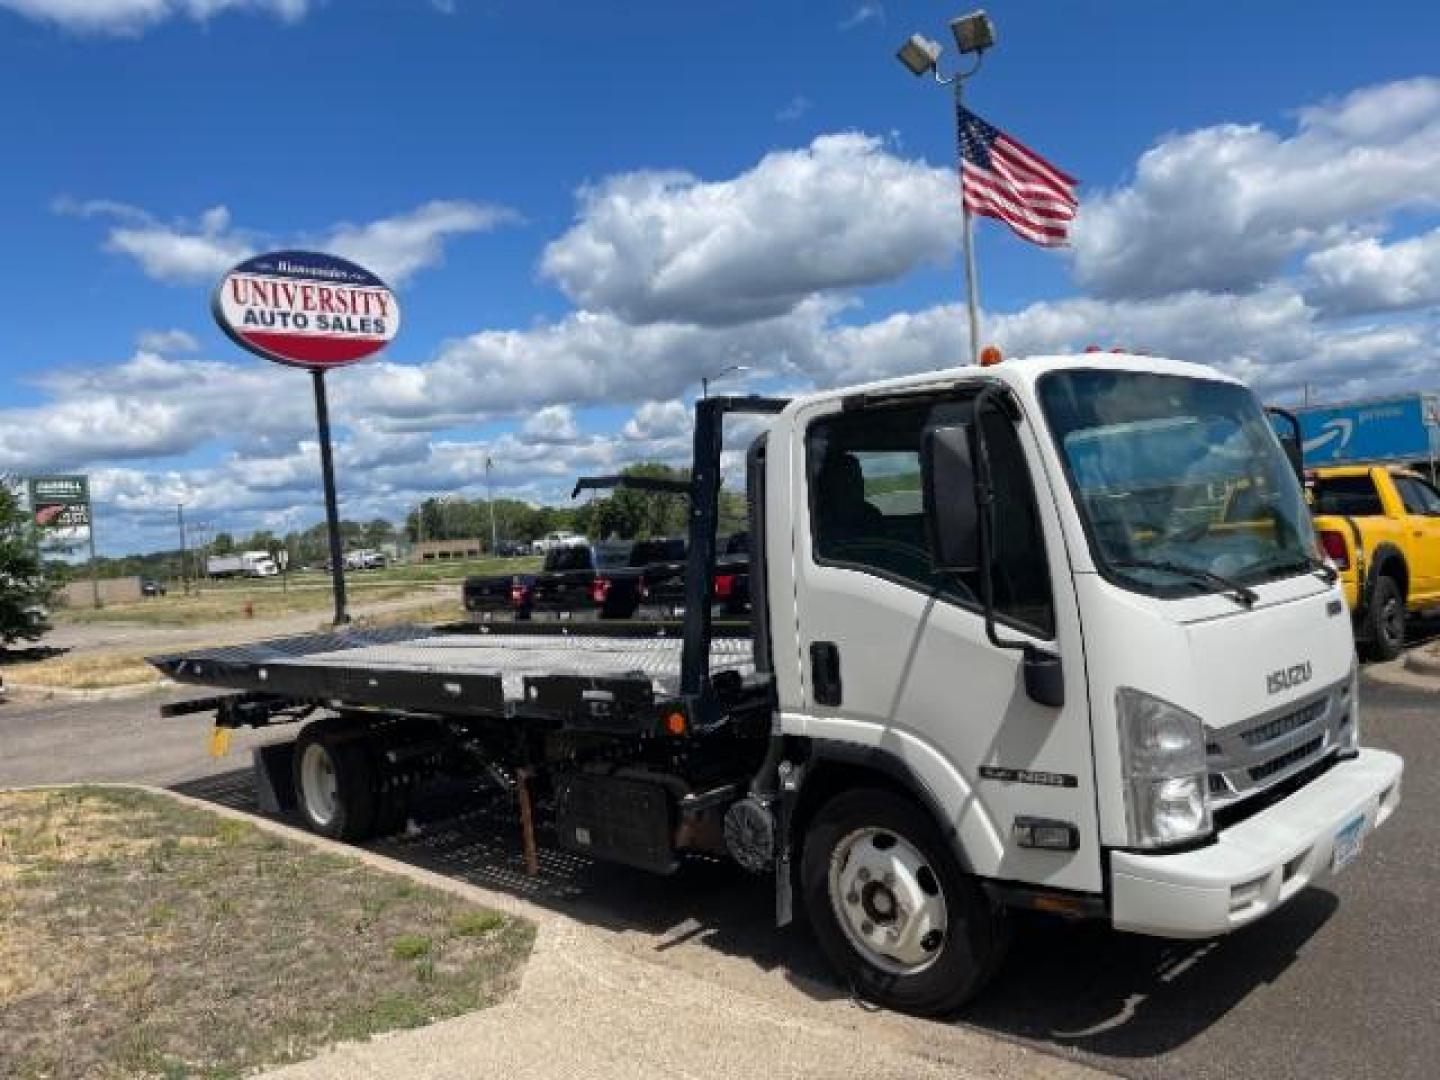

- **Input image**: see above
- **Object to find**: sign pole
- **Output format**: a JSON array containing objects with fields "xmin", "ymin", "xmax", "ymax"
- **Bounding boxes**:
[
  {"xmin": 87, "ymin": 509, "xmax": 100, "ymax": 610},
  {"xmin": 312, "ymin": 369, "xmax": 349, "ymax": 626}
]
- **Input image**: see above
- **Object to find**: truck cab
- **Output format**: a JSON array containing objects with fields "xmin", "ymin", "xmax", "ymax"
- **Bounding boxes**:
[{"xmin": 762, "ymin": 354, "xmax": 1401, "ymax": 1011}]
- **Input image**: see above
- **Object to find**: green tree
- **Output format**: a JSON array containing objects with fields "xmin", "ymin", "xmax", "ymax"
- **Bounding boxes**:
[
  {"xmin": 212, "ymin": 532, "xmax": 236, "ymax": 556},
  {"xmin": 0, "ymin": 481, "xmax": 55, "ymax": 647}
]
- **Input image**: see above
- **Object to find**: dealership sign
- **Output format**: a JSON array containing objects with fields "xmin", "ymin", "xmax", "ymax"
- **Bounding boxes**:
[
  {"xmin": 212, "ymin": 250, "xmax": 400, "ymax": 369},
  {"xmin": 28, "ymin": 474, "xmax": 91, "ymax": 542}
]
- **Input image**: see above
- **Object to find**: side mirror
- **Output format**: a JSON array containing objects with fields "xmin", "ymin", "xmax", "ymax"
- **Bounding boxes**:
[
  {"xmin": 1266, "ymin": 407, "xmax": 1304, "ymax": 482},
  {"xmin": 922, "ymin": 423, "xmax": 981, "ymax": 573}
]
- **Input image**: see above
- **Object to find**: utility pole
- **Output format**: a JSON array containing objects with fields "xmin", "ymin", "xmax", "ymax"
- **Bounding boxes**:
[
  {"xmin": 485, "ymin": 456, "xmax": 499, "ymax": 555},
  {"xmin": 176, "ymin": 503, "xmax": 188, "ymax": 595}
]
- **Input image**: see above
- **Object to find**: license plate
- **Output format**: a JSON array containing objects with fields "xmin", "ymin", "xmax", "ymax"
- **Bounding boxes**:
[{"xmin": 1332, "ymin": 814, "xmax": 1367, "ymax": 873}]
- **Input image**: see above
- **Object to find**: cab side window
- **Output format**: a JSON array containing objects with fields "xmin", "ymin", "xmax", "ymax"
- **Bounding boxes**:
[
  {"xmin": 807, "ymin": 400, "xmax": 1055, "ymax": 638},
  {"xmin": 1395, "ymin": 476, "xmax": 1440, "ymax": 516}
]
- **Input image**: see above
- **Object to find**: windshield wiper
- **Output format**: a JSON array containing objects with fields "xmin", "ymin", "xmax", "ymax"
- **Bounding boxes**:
[
  {"xmin": 1110, "ymin": 559, "xmax": 1259, "ymax": 607},
  {"xmin": 1246, "ymin": 553, "xmax": 1339, "ymax": 585}
]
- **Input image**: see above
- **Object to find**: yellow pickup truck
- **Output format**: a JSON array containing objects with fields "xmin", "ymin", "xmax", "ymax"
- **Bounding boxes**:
[{"xmin": 1309, "ymin": 465, "xmax": 1440, "ymax": 659}]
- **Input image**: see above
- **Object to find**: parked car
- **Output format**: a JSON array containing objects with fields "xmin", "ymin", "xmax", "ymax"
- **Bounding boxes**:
[
  {"xmin": 1309, "ymin": 465, "xmax": 1440, "ymax": 659},
  {"xmin": 141, "ymin": 579, "xmax": 167, "ymax": 597}
]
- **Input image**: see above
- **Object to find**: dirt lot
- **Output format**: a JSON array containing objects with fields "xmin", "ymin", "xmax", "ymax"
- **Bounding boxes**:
[
  {"xmin": 0, "ymin": 787, "xmax": 534, "ymax": 1080},
  {"xmin": 2, "ymin": 583, "xmax": 471, "ymax": 689}
]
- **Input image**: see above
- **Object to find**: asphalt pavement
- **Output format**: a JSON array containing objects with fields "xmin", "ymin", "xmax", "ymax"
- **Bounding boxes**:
[{"xmin": 1, "ymin": 668, "xmax": 1435, "ymax": 1079}]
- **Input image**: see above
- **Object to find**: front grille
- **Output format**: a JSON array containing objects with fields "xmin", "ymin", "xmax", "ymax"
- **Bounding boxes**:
[
  {"xmin": 1204, "ymin": 681, "xmax": 1346, "ymax": 809},
  {"xmin": 1249, "ymin": 735, "xmax": 1325, "ymax": 783},
  {"xmin": 1241, "ymin": 699, "xmax": 1327, "ymax": 747}
]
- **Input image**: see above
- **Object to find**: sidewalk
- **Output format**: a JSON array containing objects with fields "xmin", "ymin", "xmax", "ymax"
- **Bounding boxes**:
[
  {"xmin": 264, "ymin": 918, "xmax": 1097, "ymax": 1080},
  {"xmin": 140, "ymin": 785, "xmax": 1104, "ymax": 1080}
]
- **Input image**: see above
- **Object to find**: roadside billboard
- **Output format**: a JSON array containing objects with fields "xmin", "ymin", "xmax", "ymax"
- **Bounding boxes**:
[
  {"xmin": 212, "ymin": 250, "xmax": 400, "ymax": 370},
  {"xmin": 27, "ymin": 474, "xmax": 91, "ymax": 548}
]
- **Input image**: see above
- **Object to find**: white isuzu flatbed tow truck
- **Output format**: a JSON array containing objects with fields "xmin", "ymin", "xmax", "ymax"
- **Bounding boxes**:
[{"xmin": 152, "ymin": 353, "xmax": 1402, "ymax": 1015}]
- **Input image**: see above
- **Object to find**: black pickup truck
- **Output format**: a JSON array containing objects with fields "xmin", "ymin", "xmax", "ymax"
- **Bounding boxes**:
[
  {"xmin": 462, "ymin": 571, "xmax": 538, "ymax": 621},
  {"xmin": 638, "ymin": 532, "xmax": 750, "ymax": 619},
  {"xmin": 528, "ymin": 541, "xmax": 643, "ymax": 620}
]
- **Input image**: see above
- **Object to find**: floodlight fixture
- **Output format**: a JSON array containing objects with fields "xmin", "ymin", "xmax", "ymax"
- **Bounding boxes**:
[
  {"xmin": 949, "ymin": 10, "xmax": 996, "ymax": 55},
  {"xmin": 896, "ymin": 33, "xmax": 943, "ymax": 76}
]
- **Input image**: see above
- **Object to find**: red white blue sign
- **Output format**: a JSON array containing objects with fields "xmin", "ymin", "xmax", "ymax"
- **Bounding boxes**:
[{"xmin": 213, "ymin": 250, "xmax": 400, "ymax": 369}]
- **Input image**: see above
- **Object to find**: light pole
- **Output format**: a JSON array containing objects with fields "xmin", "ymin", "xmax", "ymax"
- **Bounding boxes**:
[
  {"xmin": 701, "ymin": 364, "xmax": 751, "ymax": 399},
  {"xmin": 484, "ymin": 456, "xmax": 499, "ymax": 555},
  {"xmin": 897, "ymin": 10, "xmax": 997, "ymax": 365}
]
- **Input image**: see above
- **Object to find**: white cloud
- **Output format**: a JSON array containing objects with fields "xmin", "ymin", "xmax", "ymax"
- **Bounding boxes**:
[
  {"xmin": 540, "ymin": 133, "xmax": 956, "ymax": 325},
  {"xmin": 136, "ymin": 328, "xmax": 200, "ymax": 354},
  {"xmin": 622, "ymin": 400, "xmax": 690, "ymax": 442},
  {"xmin": 91, "ymin": 204, "xmax": 255, "ymax": 284},
  {"xmin": 325, "ymin": 200, "xmax": 519, "ymax": 286},
  {"xmin": 520, "ymin": 405, "xmax": 580, "ymax": 444},
  {"xmin": 61, "ymin": 197, "xmax": 517, "ymax": 286},
  {"xmin": 1303, "ymin": 227, "xmax": 1440, "ymax": 316},
  {"xmin": 776, "ymin": 95, "xmax": 811, "ymax": 123},
  {"xmin": 838, "ymin": 2, "xmax": 884, "ymax": 31},
  {"xmin": 1072, "ymin": 78, "xmax": 1440, "ymax": 298},
  {"xmin": 0, "ymin": 0, "xmax": 309, "ymax": 35}
]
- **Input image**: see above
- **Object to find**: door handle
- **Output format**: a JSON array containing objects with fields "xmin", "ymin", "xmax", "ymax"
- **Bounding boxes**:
[{"xmin": 810, "ymin": 641, "xmax": 843, "ymax": 706}]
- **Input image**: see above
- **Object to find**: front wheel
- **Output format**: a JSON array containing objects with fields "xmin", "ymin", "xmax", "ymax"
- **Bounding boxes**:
[
  {"xmin": 800, "ymin": 788, "xmax": 1008, "ymax": 1016},
  {"xmin": 1361, "ymin": 575, "xmax": 1406, "ymax": 661}
]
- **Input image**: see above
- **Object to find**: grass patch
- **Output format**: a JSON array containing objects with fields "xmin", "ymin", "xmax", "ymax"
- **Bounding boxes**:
[
  {"xmin": 451, "ymin": 911, "xmax": 507, "ymax": 937},
  {"xmin": 0, "ymin": 788, "xmax": 534, "ymax": 1079},
  {"xmin": 391, "ymin": 934, "xmax": 433, "ymax": 960}
]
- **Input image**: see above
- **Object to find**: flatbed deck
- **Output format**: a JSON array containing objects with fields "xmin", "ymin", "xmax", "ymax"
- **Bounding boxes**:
[{"xmin": 150, "ymin": 624, "xmax": 757, "ymax": 719}]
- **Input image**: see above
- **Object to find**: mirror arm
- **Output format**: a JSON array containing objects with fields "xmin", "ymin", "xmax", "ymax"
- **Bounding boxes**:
[{"xmin": 972, "ymin": 385, "xmax": 1028, "ymax": 654}]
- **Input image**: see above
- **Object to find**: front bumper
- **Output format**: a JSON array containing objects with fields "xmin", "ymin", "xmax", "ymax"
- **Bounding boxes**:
[{"xmin": 1110, "ymin": 748, "xmax": 1402, "ymax": 938}]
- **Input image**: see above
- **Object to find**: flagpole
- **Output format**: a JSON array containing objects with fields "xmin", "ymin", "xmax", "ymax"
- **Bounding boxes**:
[{"xmin": 955, "ymin": 81, "xmax": 982, "ymax": 365}]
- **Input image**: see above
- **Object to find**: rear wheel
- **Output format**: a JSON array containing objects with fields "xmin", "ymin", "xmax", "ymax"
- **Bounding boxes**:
[
  {"xmin": 292, "ymin": 726, "xmax": 378, "ymax": 841},
  {"xmin": 1362, "ymin": 575, "xmax": 1405, "ymax": 661},
  {"xmin": 800, "ymin": 788, "xmax": 1008, "ymax": 1016}
]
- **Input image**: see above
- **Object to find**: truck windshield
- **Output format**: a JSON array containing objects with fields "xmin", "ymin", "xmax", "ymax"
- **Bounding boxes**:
[{"xmin": 1038, "ymin": 370, "xmax": 1316, "ymax": 599}]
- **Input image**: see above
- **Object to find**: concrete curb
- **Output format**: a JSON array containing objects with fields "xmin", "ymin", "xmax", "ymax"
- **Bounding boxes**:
[
  {"xmin": 1, "ymin": 678, "xmax": 174, "ymax": 702},
  {"xmin": 1402, "ymin": 647, "xmax": 1440, "ymax": 678},
  {"xmin": 2, "ymin": 782, "xmax": 1110, "ymax": 1080}
]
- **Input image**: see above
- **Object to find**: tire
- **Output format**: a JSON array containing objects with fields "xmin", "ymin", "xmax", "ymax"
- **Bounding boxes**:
[
  {"xmin": 800, "ymin": 788, "xmax": 1009, "ymax": 1016},
  {"xmin": 1361, "ymin": 574, "xmax": 1406, "ymax": 661},
  {"xmin": 291, "ymin": 726, "xmax": 379, "ymax": 841}
]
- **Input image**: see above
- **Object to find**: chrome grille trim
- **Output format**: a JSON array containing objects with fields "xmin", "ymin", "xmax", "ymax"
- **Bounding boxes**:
[{"xmin": 1205, "ymin": 681, "xmax": 1346, "ymax": 809}]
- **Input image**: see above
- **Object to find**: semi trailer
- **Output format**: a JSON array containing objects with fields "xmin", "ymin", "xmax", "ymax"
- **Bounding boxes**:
[{"xmin": 151, "ymin": 353, "xmax": 1402, "ymax": 1015}]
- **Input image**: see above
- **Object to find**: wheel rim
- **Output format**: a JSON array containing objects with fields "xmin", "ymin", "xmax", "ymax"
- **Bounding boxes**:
[
  {"xmin": 828, "ymin": 826, "xmax": 949, "ymax": 976},
  {"xmin": 1382, "ymin": 596, "xmax": 1404, "ymax": 646},
  {"xmin": 300, "ymin": 742, "xmax": 339, "ymax": 827}
]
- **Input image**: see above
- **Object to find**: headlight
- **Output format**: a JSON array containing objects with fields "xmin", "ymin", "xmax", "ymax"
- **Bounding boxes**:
[{"xmin": 1116, "ymin": 687, "xmax": 1212, "ymax": 848}]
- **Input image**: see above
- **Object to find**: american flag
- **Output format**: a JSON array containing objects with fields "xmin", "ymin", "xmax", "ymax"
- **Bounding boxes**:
[{"xmin": 957, "ymin": 106, "xmax": 1077, "ymax": 247}]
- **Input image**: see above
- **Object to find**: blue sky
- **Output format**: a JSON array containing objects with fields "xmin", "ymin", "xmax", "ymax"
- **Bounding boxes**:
[{"xmin": 2, "ymin": 0, "xmax": 1439, "ymax": 553}]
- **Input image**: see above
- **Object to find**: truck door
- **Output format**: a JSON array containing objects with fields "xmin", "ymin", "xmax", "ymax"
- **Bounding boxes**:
[
  {"xmin": 788, "ymin": 390, "xmax": 1100, "ymax": 893},
  {"xmin": 1393, "ymin": 475, "xmax": 1440, "ymax": 599}
]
